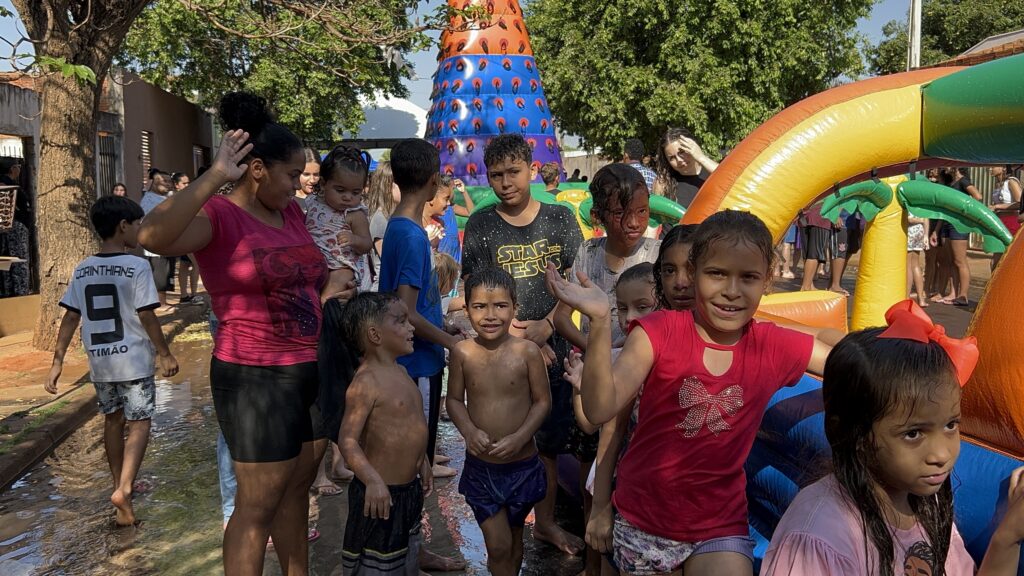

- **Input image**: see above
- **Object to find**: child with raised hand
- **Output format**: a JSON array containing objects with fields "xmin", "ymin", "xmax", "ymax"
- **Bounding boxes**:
[
  {"xmin": 46, "ymin": 195, "xmax": 179, "ymax": 526},
  {"xmin": 338, "ymin": 292, "xmax": 432, "ymax": 576},
  {"xmin": 547, "ymin": 210, "xmax": 836, "ymax": 576},
  {"xmin": 305, "ymin": 144, "xmax": 374, "ymax": 298},
  {"xmin": 762, "ymin": 301, "xmax": 1024, "ymax": 576},
  {"xmin": 445, "ymin": 267, "xmax": 552, "ymax": 576}
]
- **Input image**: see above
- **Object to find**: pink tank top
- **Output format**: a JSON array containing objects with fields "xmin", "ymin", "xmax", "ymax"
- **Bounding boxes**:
[{"xmin": 195, "ymin": 195, "xmax": 327, "ymax": 366}]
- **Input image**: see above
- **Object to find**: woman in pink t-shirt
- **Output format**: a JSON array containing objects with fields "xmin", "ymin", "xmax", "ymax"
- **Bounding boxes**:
[
  {"xmin": 548, "ymin": 210, "xmax": 838, "ymax": 575},
  {"xmin": 762, "ymin": 303, "xmax": 1024, "ymax": 576},
  {"xmin": 140, "ymin": 92, "xmax": 337, "ymax": 575}
]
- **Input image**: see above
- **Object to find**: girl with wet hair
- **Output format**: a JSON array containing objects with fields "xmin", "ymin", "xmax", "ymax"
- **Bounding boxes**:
[
  {"xmin": 763, "ymin": 304, "xmax": 1024, "ymax": 576},
  {"xmin": 138, "ymin": 91, "xmax": 340, "ymax": 576}
]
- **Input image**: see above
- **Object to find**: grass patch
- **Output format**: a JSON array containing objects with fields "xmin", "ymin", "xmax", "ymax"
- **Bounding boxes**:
[{"xmin": 0, "ymin": 399, "xmax": 70, "ymax": 455}]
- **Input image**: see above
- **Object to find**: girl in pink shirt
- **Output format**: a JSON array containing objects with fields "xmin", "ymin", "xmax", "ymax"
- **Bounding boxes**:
[
  {"xmin": 547, "ymin": 210, "xmax": 838, "ymax": 576},
  {"xmin": 762, "ymin": 301, "xmax": 1024, "ymax": 576}
]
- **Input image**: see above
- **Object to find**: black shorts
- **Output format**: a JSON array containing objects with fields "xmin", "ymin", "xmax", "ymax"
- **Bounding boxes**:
[
  {"xmin": 802, "ymin": 227, "xmax": 831, "ymax": 263},
  {"xmin": 535, "ymin": 370, "xmax": 574, "ymax": 455},
  {"xmin": 830, "ymin": 227, "xmax": 849, "ymax": 260},
  {"xmin": 211, "ymin": 357, "xmax": 320, "ymax": 463},
  {"xmin": 343, "ymin": 478, "xmax": 423, "ymax": 575},
  {"xmin": 147, "ymin": 256, "xmax": 174, "ymax": 292}
]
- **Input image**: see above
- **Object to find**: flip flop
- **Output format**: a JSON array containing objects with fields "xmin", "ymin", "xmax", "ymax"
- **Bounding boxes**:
[
  {"xmin": 952, "ymin": 298, "xmax": 970, "ymax": 307},
  {"xmin": 313, "ymin": 482, "xmax": 343, "ymax": 497},
  {"xmin": 308, "ymin": 527, "xmax": 320, "ymax": 543}
]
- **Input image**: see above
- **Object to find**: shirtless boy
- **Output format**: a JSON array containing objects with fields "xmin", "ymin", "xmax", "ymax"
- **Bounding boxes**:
[
  {"xmin": 445, "ymin": 267, "xmax": 552, "ymax": 576},
  {"xmin": 339, "ymin": 292, "xmax": 433, "ymax": 576}
]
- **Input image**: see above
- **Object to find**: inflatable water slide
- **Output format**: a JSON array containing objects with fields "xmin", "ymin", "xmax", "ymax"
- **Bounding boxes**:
[{"xmin": 678, "ymin": 54, "xmax": 1024, "ymax": 570}]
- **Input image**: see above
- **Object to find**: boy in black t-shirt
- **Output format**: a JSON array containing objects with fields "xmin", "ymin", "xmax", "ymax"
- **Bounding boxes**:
[{"xmin": 461, "ymin": 134, "xmax": 584, "ymax": 555}]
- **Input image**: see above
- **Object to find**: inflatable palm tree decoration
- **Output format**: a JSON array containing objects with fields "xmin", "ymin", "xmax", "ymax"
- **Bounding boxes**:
[{"xmin": 821, "ymin": 175, "xmax": 1012, "ymax": 329}]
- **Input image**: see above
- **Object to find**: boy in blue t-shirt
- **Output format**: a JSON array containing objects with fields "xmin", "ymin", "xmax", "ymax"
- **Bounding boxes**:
[
  {"xmin": 45, "ymin": 195, "xmax": 179, "ymax": 526},
  {"xmin": 378, "ymin": 139, "xmax": 463, "ymax": 478}
]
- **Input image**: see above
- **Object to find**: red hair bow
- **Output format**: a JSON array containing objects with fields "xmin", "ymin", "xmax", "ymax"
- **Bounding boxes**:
[{"xmin": 879, "ymin": 299, "xmax": 979, "ymax": 387}]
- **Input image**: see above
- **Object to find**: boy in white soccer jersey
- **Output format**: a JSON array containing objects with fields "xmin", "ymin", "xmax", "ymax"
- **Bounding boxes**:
[{"xmin": 45, "ymin": 195, "xmax": 179, "ymax": 526}]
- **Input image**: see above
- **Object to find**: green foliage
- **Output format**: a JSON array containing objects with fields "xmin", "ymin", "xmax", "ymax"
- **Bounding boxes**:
[
  {"xmin": 117, "ymin": 0, "xmax": 431, "ymax": 143},
  {"xmin": 867, "ymin": 0, "xmax": 1024, "ymax": 75},
  {"xmin": 36, "ymin": 55, "xmax": 98, "ymax": 85},
  {"xmin": 524, "ymin": 0, "xmax": 872, "ymax": 156}
]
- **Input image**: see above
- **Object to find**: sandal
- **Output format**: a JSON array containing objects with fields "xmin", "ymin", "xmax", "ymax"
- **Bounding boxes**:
[
  {"xmin": 952, "ymin": 298, "xmax": 970, "ymax": 307},
  {"xmin": 313, "ymin": 481, "xmax": 343, "ymax": 496}
]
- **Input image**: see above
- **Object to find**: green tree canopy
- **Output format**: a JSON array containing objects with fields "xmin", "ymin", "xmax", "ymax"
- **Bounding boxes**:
[
  {"xmin": 867, "ymin": 0, "xmax": 1024, "ymax": 75},
  {"xmin": 524, "ymin": 0, "xmax": 872, "ymax": 157},
  {"xmin": 117, "ymin": 0, "xmax": 436, "ymax": 143}
]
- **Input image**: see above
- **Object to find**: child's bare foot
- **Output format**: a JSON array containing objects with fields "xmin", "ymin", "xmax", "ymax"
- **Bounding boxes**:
[
  {"xmin": 435, "ymin": 454, "xmax": 451, "ymax": 465},
  {"xmin": 534, "ymin": 523, "xmax": 584, "ymax": 555},
  {"xmin": 111, "ymin": 488, "xmax": 135, "ymax": 526}
]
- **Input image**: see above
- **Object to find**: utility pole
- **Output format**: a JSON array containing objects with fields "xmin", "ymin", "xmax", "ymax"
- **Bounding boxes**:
[{"xmin": 907, "ymin": 0, "xmax": 922, "ymax": 70}]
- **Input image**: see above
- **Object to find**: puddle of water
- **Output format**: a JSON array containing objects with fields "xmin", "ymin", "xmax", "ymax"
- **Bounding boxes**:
[{"xmin": 0, "ymin": 336, "xmax": 587, "ymax": 575}]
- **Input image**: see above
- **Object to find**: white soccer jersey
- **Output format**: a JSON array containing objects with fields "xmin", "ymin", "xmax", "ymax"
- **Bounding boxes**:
[{"xmin": 59, "ymin": 253, "xmax": 160, "ymax": 382}]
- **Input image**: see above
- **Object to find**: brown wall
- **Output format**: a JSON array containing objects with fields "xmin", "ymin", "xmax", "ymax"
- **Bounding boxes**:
[{"xmin": 121, "ymin": 73, "xmax": 213, "ymax": 199}]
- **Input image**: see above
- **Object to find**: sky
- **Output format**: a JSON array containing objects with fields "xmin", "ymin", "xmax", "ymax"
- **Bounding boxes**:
[{"xmin": 0, "ymin": 0, "xmax": 909, "ymax": 113}]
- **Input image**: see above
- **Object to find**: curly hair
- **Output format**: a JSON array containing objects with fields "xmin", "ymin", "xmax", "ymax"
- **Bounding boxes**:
[
  {"xmin": 483, "ymin": 134, "xmax": 532, "ymax": 169},
  {"xmin": 319, "ymin": 144, "xmax": 370, "ymax": 193}
]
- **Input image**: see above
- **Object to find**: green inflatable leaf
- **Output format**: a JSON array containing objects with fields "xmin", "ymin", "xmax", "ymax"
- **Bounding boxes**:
[
  {"xmin": 896, "ymin": 180, "xmax": 1013, "ymax": 253},
  {"xmin": 821, "ymin": 180, "xmax": 892, "ymax": 223}
]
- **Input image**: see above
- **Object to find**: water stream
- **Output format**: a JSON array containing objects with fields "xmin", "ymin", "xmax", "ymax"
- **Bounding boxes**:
[{"xmin": 0, "ymin": 335, "xmax": 585, "ymax": 575}]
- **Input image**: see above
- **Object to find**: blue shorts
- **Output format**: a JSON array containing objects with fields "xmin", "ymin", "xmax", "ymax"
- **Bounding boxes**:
[
  {"xmin": 783, "ymin": 224, "xmax": 798, "ymax": 244},
  {"xmin": 947, "ymin": 228, "xmax": 971, "ymax": 241},
  {"xmin": 458, "ymin": 453, "xmax": 547, "ymax": 527}
]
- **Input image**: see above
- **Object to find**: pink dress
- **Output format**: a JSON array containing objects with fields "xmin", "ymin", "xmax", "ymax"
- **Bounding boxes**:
[{"xmin": 761, "ymin": 475, "xmax": 976, "ymax": 576}]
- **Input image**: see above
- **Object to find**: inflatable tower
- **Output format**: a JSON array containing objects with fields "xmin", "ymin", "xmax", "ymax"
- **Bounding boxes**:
[{"xmin": 425, "ymin": 0, "xmax": 563, "ymax": 185}]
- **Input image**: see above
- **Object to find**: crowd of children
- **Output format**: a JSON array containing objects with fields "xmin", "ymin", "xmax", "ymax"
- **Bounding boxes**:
[{"xmin": 42, "ymin": 90, "xmax": 1024, "ymax": 576}]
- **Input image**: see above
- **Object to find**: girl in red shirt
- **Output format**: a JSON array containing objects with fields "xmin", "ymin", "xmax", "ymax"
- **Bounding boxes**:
[{"xmin": 548, "ymin": 210, "xmax": 837, "ymax": 576}]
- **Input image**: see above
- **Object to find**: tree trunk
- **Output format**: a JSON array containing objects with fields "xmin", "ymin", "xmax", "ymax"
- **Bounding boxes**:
[
  {"xmin": 14, "ymin": 0, "xmax": 149, "ymax": 351},
  {"xmin": 31, "ymin": 75, "xmax": 102, "ymax": 351}
]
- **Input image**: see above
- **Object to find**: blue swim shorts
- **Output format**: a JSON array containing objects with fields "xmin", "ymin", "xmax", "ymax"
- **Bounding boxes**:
[{"xmin": 458, "ymin": 452, "xmax": 547, "ymax": 527}]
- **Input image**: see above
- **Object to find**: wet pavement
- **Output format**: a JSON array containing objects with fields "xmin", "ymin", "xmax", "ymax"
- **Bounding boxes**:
[{"xmin": 0, "ymin": 333, "xmax": 587, "ymax": 575}]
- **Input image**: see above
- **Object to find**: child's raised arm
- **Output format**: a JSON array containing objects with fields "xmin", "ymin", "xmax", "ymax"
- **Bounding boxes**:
[
  {"xmin": 564, "ymin": 352, "xmax": 598, "ymax": 434},
  {"xmin": 588, "ymin": 406, "xmax": 631, "ymax": 553},
  {"xmin": 45, "ymin": 309, "xmax": 81, "ymax": 394},
  {"xmin": 546, "ymin": 264, "xmax": 651, "ymax": 425},
  {"xmin": 339, "ymin": 375, "xmax": 392, "ymax": 519},
  {"xmin": 489, "ymin": 343, "xmax": 552, "ymax": 460},
  {"xmin": 343, "ymin": 209, "xmax": 373, "ymax": 255},
  {"xmin": 978, "ymin": 466, "xmax": 1024, "ymax": 576},
  {"xmin": 444, "ymin": 345, "xmax": 492, "ymax": 457}
]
